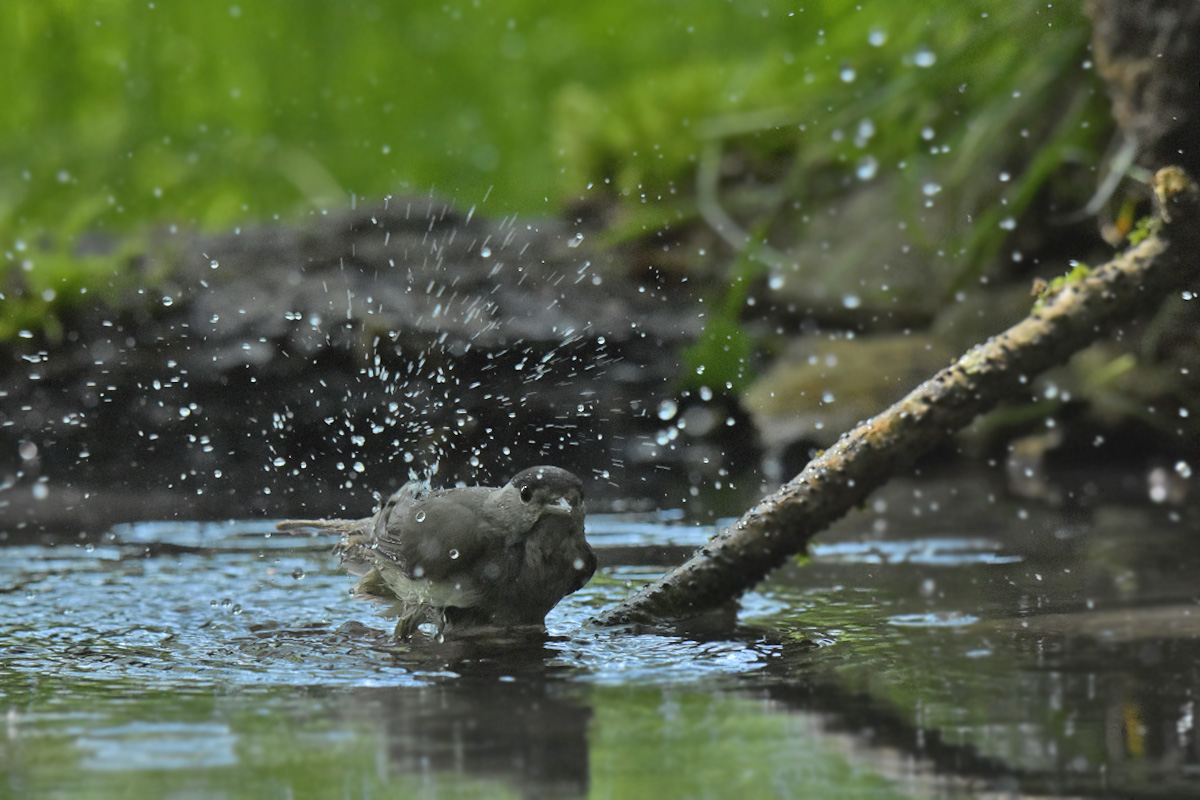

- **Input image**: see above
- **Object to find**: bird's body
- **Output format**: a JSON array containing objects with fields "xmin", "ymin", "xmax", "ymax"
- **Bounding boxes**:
[{"xmin": 277, "ymin": 466, "xmax": 595, "ymax": 638}]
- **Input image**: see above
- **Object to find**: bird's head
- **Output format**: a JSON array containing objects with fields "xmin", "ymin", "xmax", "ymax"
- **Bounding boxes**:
[
  {"xmin": 504, "ymin": 465, "xmax": 585, "ymax": 529},
  {"xmin": 511, "ymin": 465, "xmax": 583, "ymax": 510}
]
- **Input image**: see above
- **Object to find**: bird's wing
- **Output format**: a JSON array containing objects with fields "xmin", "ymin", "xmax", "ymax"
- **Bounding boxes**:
[{"xmin": 373, "ymin": 486, "xmax": 508, "ymax": 581}]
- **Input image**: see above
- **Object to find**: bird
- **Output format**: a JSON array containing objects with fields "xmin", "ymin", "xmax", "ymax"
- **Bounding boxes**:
[{"xmin": 276, "ymin": 465, "xmax": 595, "ymax": 639}]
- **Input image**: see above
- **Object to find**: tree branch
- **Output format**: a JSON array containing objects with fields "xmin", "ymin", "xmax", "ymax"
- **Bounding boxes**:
[{"xmin": 594, "ymin": 167, "xmax": 1200, "ymax": 627}]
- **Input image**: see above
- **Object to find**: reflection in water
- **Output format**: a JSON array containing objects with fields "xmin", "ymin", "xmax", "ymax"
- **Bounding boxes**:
[
  {"xmin": 76, "ymin": 722, "xmax": 239, "ymax": 771},
  {"xmin": 342, "ymin": 675, "xmax": 591, "ymax": 798},
  {"xmin": 2, "ymin": 470, "xmax": 1200, "ymax": 797},
  {"xmin": 360, "ymin": 633, "xmax": 592, "ymax": 797}
]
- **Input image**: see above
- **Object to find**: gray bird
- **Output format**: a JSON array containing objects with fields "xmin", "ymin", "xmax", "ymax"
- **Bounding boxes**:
[{"xmin": 277, "ymin": 465, "xmax": 595, "ymax": 639}]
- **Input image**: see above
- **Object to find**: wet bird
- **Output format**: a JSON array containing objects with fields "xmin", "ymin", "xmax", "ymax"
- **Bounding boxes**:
[{"xmin": 277, "ymin": 466, "xmax": 595, "ymax": 639}]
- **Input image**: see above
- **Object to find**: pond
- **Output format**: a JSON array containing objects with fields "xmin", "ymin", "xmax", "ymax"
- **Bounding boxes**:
[{"xmin": 3, "ymin": 466, "xmax": 1198, "ymax": 798}]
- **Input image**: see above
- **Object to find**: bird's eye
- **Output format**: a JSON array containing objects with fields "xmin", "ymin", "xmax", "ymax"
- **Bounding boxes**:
[{"xmin": 519, "ymin": 485, "xmax": 533, "ymax": 503}]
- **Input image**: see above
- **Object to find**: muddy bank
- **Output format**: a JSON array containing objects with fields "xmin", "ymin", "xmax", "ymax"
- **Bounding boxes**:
[
  {"xmin": 4, "ymin": 189, "xmax": 1199, "ymax": 535},
  {"xmin": 1, "ymin": 199, "xmax": 761, "ymax": 531}
]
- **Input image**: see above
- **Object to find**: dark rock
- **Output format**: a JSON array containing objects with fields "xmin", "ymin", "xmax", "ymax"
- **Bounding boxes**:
[{"xmin": 1, "ymin": 199, "xmax": 756, "ymax": 530}]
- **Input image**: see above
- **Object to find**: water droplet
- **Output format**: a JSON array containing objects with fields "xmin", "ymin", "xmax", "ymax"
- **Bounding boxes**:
[
  {"xmin": 922, "ymin": 182, "xmax": 942, "ymax": 197},
  {"xmin": 855, "ymin": 118, "xmax": 875, "ymax": 146},
  {"xmin": 480, "ymin": 246, "xmax": 492, "ymax": 258},
  {"xmin": 1175, "ymin": 461, "xmax": 1193, "ymax": 479},
  {"xmin": 210, "ymin": 259, "xmax": 220, "ymax": 269},
  {"xmin": 449, "ymin": 548, "xmax": 460, "ymax": 560},
  {"xmin": 913, "ymin": 46, "xmax": 937, "ymax": 68},
  {"xmin": 839, "ymin": 65, "xmax": 857, "ymax": 83},
  {"xmin": 272, "ymin": 456, "xmax": 286, "ymax": 467},
  {"xmin": 999, "ymin": 216, "xmax": 1016, "ymax": 230},
  {"xmin": 657, "ymin": 399, "xmax": 678, "ymax": 421},
  {"xmin": 567, "ymin": 233, "xmax": 584, "ymax": 248},
  {"xmin": 855, "ymin": 156, "xmax": 878, "ymax": 181},
  {"xmin": 412, "ymin": 565, "xmax": 426, "ymax": 578},
  {"xmin": 291, "ymin": 567, "xmax": 305, "ymax": 580},
  {"xmin": 768, "ymin": 273, "xmax": 785, "ymax": 290},
  {"xmin": 415, "ymin": 510, "xmax": 426, "ymax": 522},
  {"xmin": 573, "ymin": 558, "xmax": 586, "ymax": 570},
  {"xmin": 868, "ymin": 28, "xmax": 887, "ymax": 47},
  {"xmin": 842, "ymin": 294, "xmax": 861, "ymax": 309}
]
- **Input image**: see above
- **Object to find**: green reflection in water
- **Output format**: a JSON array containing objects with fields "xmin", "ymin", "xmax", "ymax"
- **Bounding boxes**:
[
  {"xmin": 3, "ymin": 677, "xmax": 944, "ymax": 800},
  {"xmin": 2, "ymin": 679, "xmax": 521, "ymax": 799},
  {"xmin": 589, "ymin": 687, "xmax": 920, "ymax": 799}
]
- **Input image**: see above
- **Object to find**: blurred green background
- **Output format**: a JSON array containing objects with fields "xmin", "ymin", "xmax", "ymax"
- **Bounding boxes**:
[
  {"xmin": 1, "ymin": 0, "xmax": 1105, "ymax": 335},
  {"xmin": 2, "ymin": 0, "xmax": 825, "ymax": 230}
]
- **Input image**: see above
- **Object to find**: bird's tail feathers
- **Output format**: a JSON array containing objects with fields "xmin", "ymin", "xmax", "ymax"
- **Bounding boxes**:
[
  {"xmin": 275, "ymin": 518, "xmax": 365, "ymax": 535},
  {"xmin": 276, "ymin": 518, "xmax": 375, "ymax": 572}
]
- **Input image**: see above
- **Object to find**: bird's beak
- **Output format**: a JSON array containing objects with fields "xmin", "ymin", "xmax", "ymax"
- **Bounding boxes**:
[{"xmin": 545, "ymin": 496, "xmax": 574, "ymax": 515}]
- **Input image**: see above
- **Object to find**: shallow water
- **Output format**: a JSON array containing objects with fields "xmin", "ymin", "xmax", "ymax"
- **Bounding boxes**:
[{"xmin": 3, "ymin": 470, "xmax": 1199, "ymax": 798}]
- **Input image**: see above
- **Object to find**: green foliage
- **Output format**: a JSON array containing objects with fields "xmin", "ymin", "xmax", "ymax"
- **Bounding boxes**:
[
  {"xmin": 0, "ymin": 1, "xmax": 867, "ymax": 336},
  {"xmin": 554, "ymin": 1, "xmax": 1108, "ymax": 290},
  {"xmin": 1, "ymin": 1, "xmax": 1110, "ymax": 338},
  {"xmin": 0, "ymin": 0, "xmax": 846, "ymax": 241},
  {"xmin": 0, "ymin": 240, "xmax": 142, "ymax": 341}
]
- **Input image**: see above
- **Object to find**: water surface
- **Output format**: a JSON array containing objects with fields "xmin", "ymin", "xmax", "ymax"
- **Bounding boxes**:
[{"xmin": 3, "ymin": 470, "xmax": 1199, "ymax": 798}]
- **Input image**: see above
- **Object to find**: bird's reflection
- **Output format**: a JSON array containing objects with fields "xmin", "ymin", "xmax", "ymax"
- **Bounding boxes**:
[{"xmin": 337, "ymin": 627, "xmax": 593, "ymax": 799}]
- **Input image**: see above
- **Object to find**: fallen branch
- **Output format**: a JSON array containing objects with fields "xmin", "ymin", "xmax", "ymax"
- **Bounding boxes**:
[{"xmin": 594, "ymin": 167, "xmax": 1200, "ymax": 626}]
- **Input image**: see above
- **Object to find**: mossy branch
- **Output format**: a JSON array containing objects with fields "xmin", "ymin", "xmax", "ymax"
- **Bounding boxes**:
[{"xmin": 594, "ymin": 167, "xmax": 1200, "ymax": 627}]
